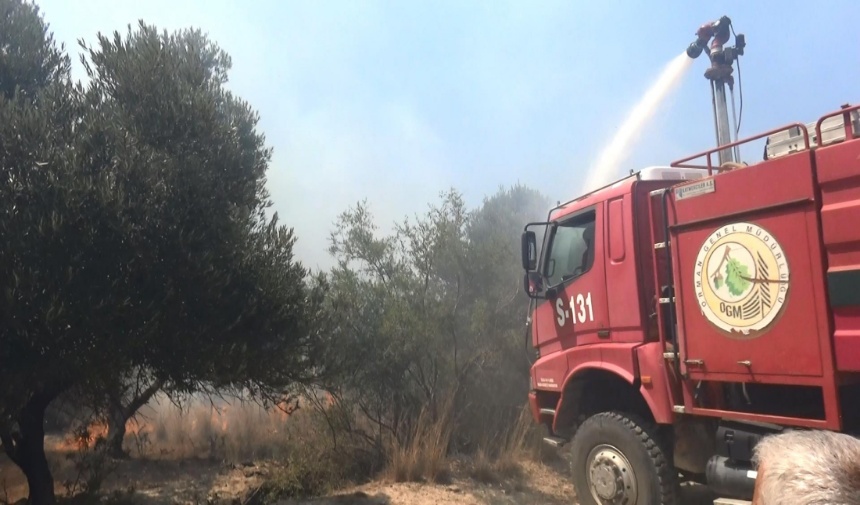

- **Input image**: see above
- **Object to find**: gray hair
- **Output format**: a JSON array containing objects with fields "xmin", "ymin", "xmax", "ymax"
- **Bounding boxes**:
[{"xmin": 753, "ymin": 429, "xmax": 860, "ymax": 505}]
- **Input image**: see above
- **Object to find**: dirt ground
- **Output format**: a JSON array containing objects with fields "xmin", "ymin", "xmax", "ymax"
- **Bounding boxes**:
[
  {"xmin": 279, "ymin": 471, "xmax": 716, "ymax": 505},
  {"xmin": 0, "ymin": 438, "xmax": 716, "ymax": 505},
  {"xmin": 279, "ymin": 459, "xmax": 578, "ymax": 505},
  {"xmin": 0, "ymin": 453, "xmax": 576, "ymax": 505}
]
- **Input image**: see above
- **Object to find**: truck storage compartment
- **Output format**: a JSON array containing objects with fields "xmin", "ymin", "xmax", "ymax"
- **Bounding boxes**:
[{"xmin": 668, "ymin": 150, "xmax": 831, "ymax": 379}]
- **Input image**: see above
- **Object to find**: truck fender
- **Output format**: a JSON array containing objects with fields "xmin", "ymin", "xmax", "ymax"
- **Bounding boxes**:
[{"xmin": 552, "ymin": 360, "xmax": 671, "ymax": 435}]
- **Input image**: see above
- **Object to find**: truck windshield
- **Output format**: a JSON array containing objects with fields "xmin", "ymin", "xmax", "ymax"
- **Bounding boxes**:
[{"xmin": 544, "ymin": 211, "xmax": 596, "ymax": 287}]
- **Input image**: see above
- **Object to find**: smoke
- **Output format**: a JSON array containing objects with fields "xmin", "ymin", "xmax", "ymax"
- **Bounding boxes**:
[{"xmin": 581, "ymin": 52, "xmax": 693, "ymax": 193}]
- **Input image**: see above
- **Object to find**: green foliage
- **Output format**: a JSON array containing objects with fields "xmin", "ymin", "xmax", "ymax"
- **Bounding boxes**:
[
  {"xmin": 258, "ymin": 405, "xmax": 372, "ymax": 501},
  {"xmin": 317, "ymin": 184, "xmax": 550, "ymax": 457},
  {"xmin": 0, "ymin": 11, "xmax": 316, "ymax": 405},
  {"xmin": 0, "ymin": 2, "xmax": 320, "ymax": 501},
  {"xmin": 725, "ymin": 258, "xmax": 751, "ymax": 297},
  {"xmin": 262, "ymin": 453, "xmax": 338, "ymax": 500},
  {"xmin": 0, "ymin": 0, "xmax": 70, "ymax": 100}
]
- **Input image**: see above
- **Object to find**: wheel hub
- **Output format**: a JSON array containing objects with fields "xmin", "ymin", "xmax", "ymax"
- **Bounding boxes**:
[{"xmin": 586, "ymin": 445, "xmax": 637, "ymax": 504}]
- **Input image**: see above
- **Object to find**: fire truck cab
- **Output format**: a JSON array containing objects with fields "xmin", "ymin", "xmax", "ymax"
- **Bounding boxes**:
[{"xmin": 521, "ymin": 106, "xmax": 860, "ymax": 504}]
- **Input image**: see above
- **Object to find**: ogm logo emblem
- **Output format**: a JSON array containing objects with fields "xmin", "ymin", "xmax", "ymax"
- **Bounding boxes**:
[{"xmin": 694, "ymin": 222, "xmax": 789, "ymax": 337}]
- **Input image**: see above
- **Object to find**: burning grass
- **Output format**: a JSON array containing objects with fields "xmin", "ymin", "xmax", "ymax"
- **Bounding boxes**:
[
  {"xmin": 115, "ymin": 391, "xmax": 379, "ymax": 499},
  {"xmin": 143, "ymin": 399, "xmax": 283, "ymax": 461},
  {"xmin": 108, "ymin": 393, "xmax": 323, "ymax": 462},
  {"xmin": 3, "ymin": 389, "xmax": 553, "ymax": 503}
]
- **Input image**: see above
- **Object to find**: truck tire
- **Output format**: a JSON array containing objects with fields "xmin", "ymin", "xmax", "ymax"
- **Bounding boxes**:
[{"xmin": 569, "ymin": 411, "xmax": 677, "ymax": 505}]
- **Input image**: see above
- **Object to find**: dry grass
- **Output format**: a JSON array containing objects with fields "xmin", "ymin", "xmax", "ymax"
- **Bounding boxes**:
[
  {"xmin": 119, "ymin": 393, "xmax": 305, "ymax": 462},
  {"xmin": 44, "ymin": 391, "xmax": 363, "ymax": 500},
  {"xmin": 465, "ymin": 405, "xmax": 536, "ymax": 484},
  {"xmin": 380, "ymin": 397, "xmax": 544, "ymax": 487},
  {"xmin": 385, "ymin": 396, "xmax": 455, "ymax": 484},
  {"xmin": 34, "ymin": 390, "xmax": 554, "ymax": 503}
]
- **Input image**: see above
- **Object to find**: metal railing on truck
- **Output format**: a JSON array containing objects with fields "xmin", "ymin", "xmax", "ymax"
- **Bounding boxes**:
[
  {"xmin": 670, "ymin": 123, "xmax": 811, "ymax": 173},
  {"xmin": 669, "ymin": 103, "xmax": 860, "ymax": 174}
]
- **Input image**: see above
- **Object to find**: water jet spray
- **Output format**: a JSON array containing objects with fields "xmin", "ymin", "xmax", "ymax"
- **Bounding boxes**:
[{"xmin": 581, "ymin": 53, "xmax": 693, "ymax": 192}]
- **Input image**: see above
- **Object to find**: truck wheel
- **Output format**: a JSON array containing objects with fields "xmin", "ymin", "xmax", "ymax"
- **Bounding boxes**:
[{"xmin": 569, "ymin": 411, "xmax": 677, "ymax": 505}]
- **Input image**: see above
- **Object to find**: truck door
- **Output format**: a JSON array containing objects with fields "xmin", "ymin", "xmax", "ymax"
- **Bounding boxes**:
[{"xmin": 537, "ymin": 206, "xmax": 610, "ymax": 347}]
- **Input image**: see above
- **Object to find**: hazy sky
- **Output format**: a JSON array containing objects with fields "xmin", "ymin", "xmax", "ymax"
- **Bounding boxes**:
[{"xmin": 33, "ymin": 0, "xmax": 860, "ymax": 271}]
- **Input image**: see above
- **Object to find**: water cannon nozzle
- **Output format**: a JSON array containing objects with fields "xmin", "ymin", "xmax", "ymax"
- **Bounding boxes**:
[{"xmin": 686, "ymin": 41, "xmax": 705, "ymax": 59}]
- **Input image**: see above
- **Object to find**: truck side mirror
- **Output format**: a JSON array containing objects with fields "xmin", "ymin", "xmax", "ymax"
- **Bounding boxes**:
[
  {"xmin": 521, "ymin": 231, "xmax": 538, "ymax": 271},
  {"xmin": 524, "ymin": 271, "xmax": 544, "ymax": 298}
]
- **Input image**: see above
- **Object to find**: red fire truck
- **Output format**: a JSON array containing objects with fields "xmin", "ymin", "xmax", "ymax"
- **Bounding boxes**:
[{"xmin": 520, "ymin": 16, "xmax": 860, "ymax": 504}]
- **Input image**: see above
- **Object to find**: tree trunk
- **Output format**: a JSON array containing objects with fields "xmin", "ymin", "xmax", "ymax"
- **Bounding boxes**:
[
  {"xmin": 106, "ymin": 405, "xmax": 128, "ymax": 459},
  {"xmin": 1, "ymin": 393, "xmax": 58, "ymax": 505},
  {"xmin": 19, "ymin": 434, "xmax": 55, "ymax": 505},
  {"xmin": 105, "ymin": 377, "xmax": 164, "ymax": 458}
]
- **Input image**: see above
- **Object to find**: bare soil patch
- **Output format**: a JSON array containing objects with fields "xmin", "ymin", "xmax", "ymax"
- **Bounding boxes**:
[
  {"xmin": 1, "ymin": 436, "xmax": 715, "ymax": 505},
  {"xmin": 1, "ymin": 447, "xmax": 574, "ymax": 505}
]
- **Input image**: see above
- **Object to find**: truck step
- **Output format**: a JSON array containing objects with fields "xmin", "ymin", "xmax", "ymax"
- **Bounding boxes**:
[
  {"xmin": 542, "ymin": 436, "xmax": 566, "ymax": 448},
  {"xmin": 539, "ymin": 408, "xmax": 556, "ymax": 416},
  {"xmin": 714, "ymin": 499, "xmax": 751, "ymax": 505}
]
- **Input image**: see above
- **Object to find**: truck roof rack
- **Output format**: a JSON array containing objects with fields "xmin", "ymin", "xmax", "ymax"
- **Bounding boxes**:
[
  {"xmin": 672, "ymin": 103, "xmax": 860, "ymax": 172},
  {"xmin": 670, "ymin": 122, "xmax": 811, "ymax": 173},
  {"xmin": 766, "ymin": 109, "xmax": 860, "ymax": 159}
]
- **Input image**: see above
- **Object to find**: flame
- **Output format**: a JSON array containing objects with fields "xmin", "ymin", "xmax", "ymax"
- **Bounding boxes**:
[
  {"xmin": 126, "ymin": 417, "xmax": 152, "ymax": 436},
  {"xmin": 48, "ymin": 392, "xmax": 337, "ymax": 454},
  {"xmin": 52, "ymin": 421, "xmax": 108, "ymax": 452},
  {"xmin": 52, "ymin": 418, "xmax": 154, "ymax": 452}
]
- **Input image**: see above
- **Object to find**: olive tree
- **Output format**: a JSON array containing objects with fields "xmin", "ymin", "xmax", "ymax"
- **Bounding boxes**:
[{"xmin": 0, "ymin": 3, "xmax": 321, "ymax": 503}]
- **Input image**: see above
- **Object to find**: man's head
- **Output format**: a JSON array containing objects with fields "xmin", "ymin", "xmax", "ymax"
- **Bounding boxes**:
[
  {"xmin": 579, "ymin": 223, "xmax": 595, "ymax": 271},
  {"xmin": 752, "ymin": 430, "xmax": 860, "ymax": 505},
  {"xmin": 582, "ymin": 223, "xmax": 594, "ymax": 245}
]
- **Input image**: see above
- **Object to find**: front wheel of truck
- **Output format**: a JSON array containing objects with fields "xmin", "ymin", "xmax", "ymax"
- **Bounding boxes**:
[{"xmin": 569, "ymin": 411, "xmax": 677, "ymax": 505}]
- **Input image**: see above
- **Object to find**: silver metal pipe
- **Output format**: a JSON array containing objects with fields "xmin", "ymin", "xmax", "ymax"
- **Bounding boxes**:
[
  {"xmin": 711, "ymin": 81, "xmax": 721, "ymax": 151},
  {"xmin": 713, "ymin": 78, "xmax": 734, "ymax": 165}
]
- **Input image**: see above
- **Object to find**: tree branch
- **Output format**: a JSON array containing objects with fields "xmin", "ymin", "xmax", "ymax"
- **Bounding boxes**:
[
  {"xmin": 122, "ymin": 378, "xmax": 164, "ymax": 419},
  {"xmin": 0, "ymin": 431, "xmax": 20, "ymax": 467}
]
